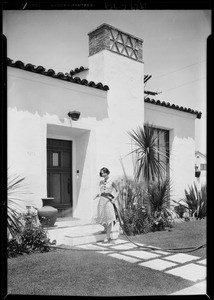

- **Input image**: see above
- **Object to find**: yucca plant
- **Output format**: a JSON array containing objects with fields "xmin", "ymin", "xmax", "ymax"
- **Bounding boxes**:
[
  {"xmin": 127, "ymin": 123, "xmax": 169, "ymax": 182},
  {"xmin": 183, "ymin": 182, "xmax": 207, "ymax": 219},
  {"xmin": 144, "ymin": 178, "xmax": 176, "ymax": 222}
]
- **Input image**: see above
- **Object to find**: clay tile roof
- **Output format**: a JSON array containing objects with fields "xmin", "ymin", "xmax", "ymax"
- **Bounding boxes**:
[
  {"xmin": 144, "ymin": 97, "xmax": 202, "ymax": 119},
  {"xmin": 7, "ymin": 58, "xmax": 109, "ymax": 91},
  {"xmin": 69, "ymin": 66, "xmax": 88, "ymax": 76}
]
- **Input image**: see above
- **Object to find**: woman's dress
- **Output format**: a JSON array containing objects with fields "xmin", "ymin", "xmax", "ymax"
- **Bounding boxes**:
[{"xmin": 95, "ymin": 178, "xmax": 117, "ymax": 226}]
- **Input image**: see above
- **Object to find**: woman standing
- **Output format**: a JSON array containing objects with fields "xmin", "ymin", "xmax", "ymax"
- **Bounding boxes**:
[{"xmin": 94, "ymin": 167, "xmax": 119, "ymax": 243}]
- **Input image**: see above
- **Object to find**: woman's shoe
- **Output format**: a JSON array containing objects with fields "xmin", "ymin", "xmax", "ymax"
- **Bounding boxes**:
[
  {"xmin": 102, "ymin": 238, "xmax": 111, "ymax": 244},
  {"xmin": 102, "ymin": 238, "xmax": 115, "ymax": 244}
]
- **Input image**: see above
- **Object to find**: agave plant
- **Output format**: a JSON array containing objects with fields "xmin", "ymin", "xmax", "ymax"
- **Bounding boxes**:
[
  {"xmin": 183, "ymin": 182, "xmax": 207, "ymax": 219},
  {"xmin": 144, "ymin": 178, "xmax": 176, "ymax": 219}
]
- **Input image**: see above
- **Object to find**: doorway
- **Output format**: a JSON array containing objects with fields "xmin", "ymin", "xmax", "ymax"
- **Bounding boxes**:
[{"xmin": 47, "ymin": 138, "xmax": 72, "ymax": 215}]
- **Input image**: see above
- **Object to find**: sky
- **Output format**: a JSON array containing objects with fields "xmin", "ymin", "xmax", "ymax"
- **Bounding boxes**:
[{"xmin": 3, "ymin": 9, "xmax": 211, "ymax": 154}]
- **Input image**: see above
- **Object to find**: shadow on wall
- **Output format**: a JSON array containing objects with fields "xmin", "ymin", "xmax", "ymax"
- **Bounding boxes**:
[
  {"xmin": 75, "ymin": 131, "xmax": 90, "ymax": 200},
  {"xmin": 7, "ymin": 72, "xmax": 109, "ymax": 121}
]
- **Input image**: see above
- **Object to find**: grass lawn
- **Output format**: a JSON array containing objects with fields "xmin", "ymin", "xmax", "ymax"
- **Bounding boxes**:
[
  {"xmin": 121, "ymin": 218, "xmax": 207, "ymax": 258},
  {"xmin": 7, "ymin": 218, "xmax": 206, "ymax": 296}
]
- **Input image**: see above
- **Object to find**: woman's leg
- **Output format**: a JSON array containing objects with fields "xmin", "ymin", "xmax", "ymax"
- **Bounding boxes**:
[{"xmin": 106, "ymin": 223, "xmax": 112, "ymax": 240}]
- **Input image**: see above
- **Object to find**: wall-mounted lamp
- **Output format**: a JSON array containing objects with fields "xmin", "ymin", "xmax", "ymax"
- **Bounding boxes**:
[
  {"xmin": 195, "ymin": 165, "xmax": 201, "ymax": 178},
  {"xmin": 68, "ymin": 110, "xmax": 81, "ymax": 121}
]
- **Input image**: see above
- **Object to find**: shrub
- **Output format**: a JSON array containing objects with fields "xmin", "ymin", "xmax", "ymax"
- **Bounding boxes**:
[
  {"xmin": 174, "ymin": 204, "xmax": 186, "ymax": 218},
  {"xmin": 7, "ymin": 238, "xmax": 29, "ymax": 258},
  {"xmin": 116, "ymin": 177, "xmax": 150, "ymax": 235},
  {"xmin": 21, "ymin": 212, "xmax": 56, "ymax": 252},
  {"xmin": 7, "ymin": 171, "xmax": 29, "ymax": 239},
  {"xmin": 116, "ymin": 177, "xmax": 174, "ymax": 235},
  {"xmin": 7, "ymin": 171, "xmax": 56, "ymax": 258},
  {"xmin": 8, "ymin": 208, "xmax": 56, "ymax": 258},
  {"xmin": 115, "ymin": 176, "xmax": 146, "ymax": 211},
  {"xmin": 183, "ymin": 183, "xmax": 207, "ymax": 219},
  {"xmin": 144, "ymin": 179, "xmax": 176, "ymax": 228},
  {"xmin": 39, "ymin": 216, "xmax": 53, "ymax": 227},
  {"xmin": 119, "ymin": 205, "xmax": 153, "ymax": 235}
]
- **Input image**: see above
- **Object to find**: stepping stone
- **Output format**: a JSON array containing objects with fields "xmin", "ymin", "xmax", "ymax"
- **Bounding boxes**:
[
  {"xmin": 152, "ymin": 250, "xmax": 170, "ymax": 255},
  {"xmin": 121, "ymin": 250, "xmax": 160, "ymax": 260},
  {"xmin": 108, "ymin": 253, "xmax": 141, "ymax": 263},
  {"xmin": 170, "ymin": 280, "xmax": 206, "ymax": 295},
  {"xmin": 96, "ymin": 239, "xmax": 127, "ymax": 246},
  {"xmin": 110, "ymin": 239, "xmax": 128, "ymax": 244},
  {"xmin": 78, "ymin": 244, "xmax": 109, "ymax": 251},
  {"xmin": 138, "ymin": 258, "xmax": 177, "ymax": 271},
  {"xmin": 196, "ymin": 259, "xmax": 206, "ymax": 265},
  {"xmin": 97, "ymin": 250, "xmax": 114, "ymax": 254},
  {"xmin": 165, "ymin": 263, "xmax": 206, "ymax": 282},
  {"xmin": 110, "ymin": 244, "xmax": 136, "ymax": 250},
  {"xmin": 162, "ymin": 253, "xmax": 200, "ymax": 263}
]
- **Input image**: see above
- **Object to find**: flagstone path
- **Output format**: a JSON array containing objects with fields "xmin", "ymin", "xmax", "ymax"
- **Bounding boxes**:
[{"xmin": 76, "ymin": 238, "xmax": 206, "ymax": 294}]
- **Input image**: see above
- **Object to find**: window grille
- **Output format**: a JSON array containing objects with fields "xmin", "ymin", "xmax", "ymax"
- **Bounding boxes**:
[{"xmin": 109, "ymin": 28, "xmax": 140, "ymax": 61}]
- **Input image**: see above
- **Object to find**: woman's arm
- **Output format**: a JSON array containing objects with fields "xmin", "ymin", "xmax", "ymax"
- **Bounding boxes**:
[
  {"xmin": 93, "ymin": 180, "xmax": 102, "ymax": 200},
  {"xmin": 93, "ymin": 193, "xmax": 100, "ymax": 200}
]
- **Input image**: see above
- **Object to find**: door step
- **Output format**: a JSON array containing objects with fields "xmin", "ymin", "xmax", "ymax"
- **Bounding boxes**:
[{"xmin": 47, "ymin": 220, "xmax": 120, "ymax": 246}]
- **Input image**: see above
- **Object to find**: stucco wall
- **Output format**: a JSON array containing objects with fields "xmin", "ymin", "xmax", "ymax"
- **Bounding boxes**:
[
  {"xmin": 87, "ymin": 50, "xmax": 145, "ymax": 178},
  {"xmin": 195, "ymin": 152, "xmax": 206, "ymax": 188},
  {"xmin": 145, "ymin": 102, "xmax": 197, "ymax": 203},
  {"xmin": 7, "ymin": 67, "xmax": 107, "ymax": 219}
]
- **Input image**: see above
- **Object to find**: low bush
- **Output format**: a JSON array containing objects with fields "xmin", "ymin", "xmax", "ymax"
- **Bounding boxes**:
[
  {"xmin": 7, "ymin": 210, "xmax": 56, "ymax": 258},
  {"xmin": 177, "ymin": 183, "xmax": 207, "ymax": 220},
  {"xmin": 116, "ymin": 177, "xmax": 174, "ymax": 236},
  {"xmin": 7, "ymin": 238, "xmax": 29, "ymax": 258},
  {"xmin": 174, "ymin": 204, "xmax": 186, "ymax": 218},
  {"xmin": 39, "ymin": 216, "xmax": 53, "ymax": 227},
  {"xmin": 119, "ymin": 205, "xmax": 153, "ymax": 235}
]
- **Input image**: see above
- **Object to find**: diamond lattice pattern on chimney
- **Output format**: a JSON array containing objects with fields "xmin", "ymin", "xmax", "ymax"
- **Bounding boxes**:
[{"xmin": 109, "ymin": 28, "xmax": 140, "ymax": 61}]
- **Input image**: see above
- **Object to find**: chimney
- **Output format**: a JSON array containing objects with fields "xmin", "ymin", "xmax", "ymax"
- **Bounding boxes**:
[{"xmin": 88, "ymin": 23, "xmax": 143, "ymax": 63}]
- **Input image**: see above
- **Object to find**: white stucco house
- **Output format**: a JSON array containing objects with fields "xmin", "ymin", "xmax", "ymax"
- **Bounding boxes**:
[
  {"xmin": 7, "ymin": 23, "xmax": 202, "ymax": 221},
  {"xmin": 195, "ymin": 151, "xmax": 207, "ymax": 188}
]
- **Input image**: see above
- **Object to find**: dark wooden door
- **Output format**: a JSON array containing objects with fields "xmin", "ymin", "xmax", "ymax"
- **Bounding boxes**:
[{"xmin": 47, "ymin": 139, "xmax": 72, "ymax": 211}]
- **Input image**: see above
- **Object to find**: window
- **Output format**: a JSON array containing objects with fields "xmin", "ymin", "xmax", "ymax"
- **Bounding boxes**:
[
  {"xmin": 52, "ymin": 152, "xmax": 60, "ymax": 167},
  {"xmin": 200, "ymin": 164, "xmax": 206, "ymax": 171},
  {"xmin": 153, "ymin": 127, "xmax": 170, "ymax": 181}
]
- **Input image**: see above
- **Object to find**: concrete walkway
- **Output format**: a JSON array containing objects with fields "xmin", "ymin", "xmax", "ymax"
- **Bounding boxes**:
[
  {"xmin": 71, "ymin": 238, "xmax": 206, "ymax": 295},
  {"xmin": 46, "ymin": 218, "xmax": 206, "ymax": 296}
]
